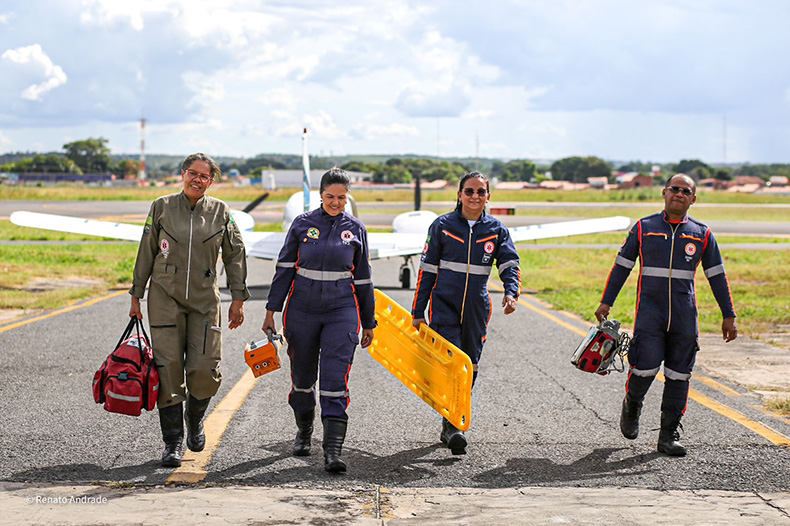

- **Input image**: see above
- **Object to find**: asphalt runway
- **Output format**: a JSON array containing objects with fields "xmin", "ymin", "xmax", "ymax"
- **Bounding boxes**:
[{"xmin": 0, "ymin": 256, "xmax": 788, "ymax": 492}]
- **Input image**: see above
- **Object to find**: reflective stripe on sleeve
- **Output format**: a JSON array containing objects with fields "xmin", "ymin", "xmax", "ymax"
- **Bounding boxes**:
[
  {"xmin": 704, "ymin": 264, "xmax": 725, "ymax": 279},
  {"xmin": 440, "ymin": 259, "xmax": 492, "ymax": 276},
  {"xmin": 642, "ymin": 267, "xmax": 695, "ymax": 280},
  {"xmin": 276, "ymin": 261, "xmax": 296, "ymax": 268},
  {"xmin": 319, "ymin": 389, "xmax": 349, "ymax": 398},
  {"xmin": 354, "ymin": 278, "xmax": 373, "ymax": 285},
  {"xmin": 498, "ymin": 260, "xmax": 519, "ymax": 271},
  {"xmin": 615, "ymin": 255, "xmax": 636, "ymax": 269},
  {"xmin": 419, "ymin": 262, "xmax": 439, "ymax": 274},
  {"xmin": 664, "ymin": 366, "xmax": 692, "ymax": 381},
  {"xmin": 296, "ymin": 268, "xmax": 352, "ymax": 281}
]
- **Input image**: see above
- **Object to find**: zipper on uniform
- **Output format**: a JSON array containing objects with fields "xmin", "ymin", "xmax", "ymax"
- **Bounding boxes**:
[
  {"xmin": 187, "ymin": 210, "xmax": 194, "ymax": 300},
  {"xmin": 460, "ymin": 224, "xmax": 473, "ymax": 324},
  {"xmin": 203, "ymin": 322, "xmax": 208, "ymax": 354},
  {"xmin": 666, "ymin": 223, "xmax": 679, "ymax": 331}
]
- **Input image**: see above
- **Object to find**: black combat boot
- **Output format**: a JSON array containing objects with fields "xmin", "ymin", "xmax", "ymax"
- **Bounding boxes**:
[
  {"xmin": 293, "ymin": 409, "xmax": 314, "ymax": 456},
  {"xmin": 185, "ymin": 395, "xmax": 210, "ymax": 453},
  {"xmin": 440, "ymin": 418, "xmax": 467, "ymax": 455},
  {"xmin": 322, "ymin": 418, "xmax": 348, "ymax": 473},
  {"xmin": 657, "ymin": 412, "xmax": 687, "ymax": 457},
  {"xmin": 159, "ymin": 403, "xmax": 184, "ymax": 467},
  {"xmin": 620, "ymin": 396, "xmax": 643, "ymax": 440}
]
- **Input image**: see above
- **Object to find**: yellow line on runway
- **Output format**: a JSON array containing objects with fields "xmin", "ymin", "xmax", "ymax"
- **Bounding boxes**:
[
  {"xmin": 0, "ymin": 290, "xmax": 128, "ymax": 334},
  {"xmin": 489, "ymin": 281, "xmax": 790, "ymax": 447},
  {"xmin": 167, "ymin": 369, "xmax": 260, "ymax": 484}
]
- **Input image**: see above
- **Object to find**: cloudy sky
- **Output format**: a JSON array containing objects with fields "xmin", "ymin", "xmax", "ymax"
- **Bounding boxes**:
[{"xmin": 1, "ymin": 0, "xmax": 788, "ymax": 164}]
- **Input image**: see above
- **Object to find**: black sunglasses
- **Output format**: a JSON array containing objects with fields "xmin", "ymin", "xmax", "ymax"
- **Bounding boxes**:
[
  {"xmin": 462, "ymin": 188, "xmax": 488, "ymax": 196},
  {"xmin": 668, "ymin": 186, "xmax": 693, "ymax": 196}
]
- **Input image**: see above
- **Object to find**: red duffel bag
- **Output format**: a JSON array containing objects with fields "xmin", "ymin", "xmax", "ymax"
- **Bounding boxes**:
[{"xmin": 92, "ymin": 318, "xmax": 159, "ymax": 416}]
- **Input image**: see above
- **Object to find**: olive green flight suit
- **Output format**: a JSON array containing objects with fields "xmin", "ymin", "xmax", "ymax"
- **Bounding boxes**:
[{"xmin": 130, "ymin": 192, "xmax": 250, "ymax": 407}]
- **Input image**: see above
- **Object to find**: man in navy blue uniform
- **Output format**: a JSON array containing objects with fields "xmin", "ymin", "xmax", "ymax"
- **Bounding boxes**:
[
  {"xmin": 263, "ymin": 169, "xmax": 375, "ymax": 473},
  {"xmin": 595, "ymin": 174, "xmax": 737, "ymax": 456},
  {"xmin": 412, "ymin": 172, "xmax": 521, "ymax": 455}
]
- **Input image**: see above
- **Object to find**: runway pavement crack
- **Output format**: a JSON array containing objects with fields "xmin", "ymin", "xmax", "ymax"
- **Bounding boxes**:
[
  {"xmin": 528, "ymin": 356, "xmax": 611, "ymax": 426},
  {"xmin": 755, "ymin": 491, "xmax": 790, "ymax": 518}
]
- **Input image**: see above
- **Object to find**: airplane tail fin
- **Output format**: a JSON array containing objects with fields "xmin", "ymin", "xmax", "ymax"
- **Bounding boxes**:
[{"xmin": 302, "ymin": 127, "xmax": 311, "ymax": 212}]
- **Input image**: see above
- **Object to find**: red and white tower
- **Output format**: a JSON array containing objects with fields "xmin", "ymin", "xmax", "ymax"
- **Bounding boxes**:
[{"xmin": 139, "ymin": 118, "xmax": 147, "ymax": 180}]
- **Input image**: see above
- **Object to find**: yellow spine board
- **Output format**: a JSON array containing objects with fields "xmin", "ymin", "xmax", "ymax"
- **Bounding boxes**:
[{"xmin": 368, "ymin": 289, "xmax": 473, "ymax": 431}]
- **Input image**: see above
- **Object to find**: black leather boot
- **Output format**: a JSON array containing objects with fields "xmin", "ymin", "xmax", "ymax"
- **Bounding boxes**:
[
  {"xmin": 185, "ymin": 395, "xmax": 210, "ymax": 453},
  {"xmin": 657, "ymin": 412, "xmax": 687, "ymax": 456},
  {"xmin": 322, "ymin": 418, "xmax": 348, "ymax": 473},
  {"xmin": 159, "ymin": 403, "xmax": 184, "ymax": 467},
  {"xmin": 620, "ymin": 396, "xmax": 642, "ymax": 440},
  {"xmin": 440, "ymin": 418, "xmax": 467, "ymax": 455},
  {"xmin": 293, "ymin": 409, "xmax": 314, "ymax": 457}
]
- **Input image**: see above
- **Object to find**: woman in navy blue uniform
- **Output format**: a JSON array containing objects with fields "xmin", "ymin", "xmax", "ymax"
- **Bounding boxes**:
[
  {"xmin": 411, "ymin": 172, "xmax": 521, "ymax": 455},
  {"xmin": 262, "ymin": 168, "xmax": 375, "ymax": 473}
]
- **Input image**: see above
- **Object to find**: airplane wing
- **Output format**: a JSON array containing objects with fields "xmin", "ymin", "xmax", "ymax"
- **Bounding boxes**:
[
  {"xmin": 11, "ymin": 210, "xmax": 289, "ymax": 260},
  {"xmin": 367, "ymin": 232, "xmax": 428, "ymax": 259},
  {"xmin": 509, "ymin": 216, "xmax": 631, "ymax": 242},
  {"xmin": 10, "ymin": 211, "xmax": 144, "ymax": 241},
  {"xmin": 242, "ymin": 231, "xmax": 287, "ymax": 259}
]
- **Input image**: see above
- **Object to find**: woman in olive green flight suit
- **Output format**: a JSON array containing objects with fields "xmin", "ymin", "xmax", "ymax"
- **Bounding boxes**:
[{"xmin": 129, "ymin": 153, "xmax": 249, "ymax": 467}]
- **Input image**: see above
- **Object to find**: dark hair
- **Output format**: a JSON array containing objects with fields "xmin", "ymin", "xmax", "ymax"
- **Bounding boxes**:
[
  {"xmin": 319, "ymin": 167, "xmax": 350, "ymax": 193},
  {"xmin": 455, "ymin": 171, "xmax": 490, "ymax": 211},
  {"xmin": 182, "ymin": 153, "xmax": 221, "ymax": 182}
]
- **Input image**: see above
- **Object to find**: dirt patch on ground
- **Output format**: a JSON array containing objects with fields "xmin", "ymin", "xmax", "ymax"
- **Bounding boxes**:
[
  {"xmin": 21, "ymin": 277, "xmax": 105, "ymax": 292},
  {"xmin": 696, "ymin": 333, "xmax": 790, "ymax": 402}
]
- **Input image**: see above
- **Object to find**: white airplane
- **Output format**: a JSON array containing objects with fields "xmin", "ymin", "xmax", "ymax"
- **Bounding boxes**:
[{"xmin": 10, "ymin": 130, "xmax": 631, "ymax": 288}]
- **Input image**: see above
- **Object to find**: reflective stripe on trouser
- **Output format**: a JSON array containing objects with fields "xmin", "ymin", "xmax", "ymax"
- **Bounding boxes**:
[
  {"xmin": 147, "ymin": 282, "xmax": 222, "ymax": 407},
  {"xmin": 627, "ymin": 330, "xmax": 699, "ymax": 377},
  {"xmin": 283, "ymin": 305, "xmax": 360, "ymax": 420}
]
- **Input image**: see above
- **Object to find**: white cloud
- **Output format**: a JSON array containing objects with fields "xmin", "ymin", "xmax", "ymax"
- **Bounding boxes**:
[
  {"xmin": 395, "ymin": 83, "xmax": 471, "ymax": 118},
  {"xmin": 1, "ymin": 44, "xmax": 67, "ymax": 101},
  {"xmin": 0, "ymin": 131, "xmax": 12, "ymax": 148},
  {"xmin": 351, "ymin": 123, "xmax": 420, "ymax": 140},
  {"xmin": 0, "ymin": 12, "xmax": 12, "ymax": 24}
]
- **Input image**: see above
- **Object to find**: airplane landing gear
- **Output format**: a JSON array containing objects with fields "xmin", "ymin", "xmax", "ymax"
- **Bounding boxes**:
[{"xmin": 399, "ymin": 256, "xmax": 415, "ymax": 289}]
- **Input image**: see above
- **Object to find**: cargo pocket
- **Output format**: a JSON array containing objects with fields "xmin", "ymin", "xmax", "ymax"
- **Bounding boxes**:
[{"xmin": 202, "ymin": 321, "xmax": 223, "ymax": 359}]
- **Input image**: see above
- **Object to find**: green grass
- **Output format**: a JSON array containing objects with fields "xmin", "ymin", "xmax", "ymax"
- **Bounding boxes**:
[
  {"xmin": 0, "ymin": 244, "xmax": 137, "ymax": 312},
  {"xmin": 518, "ymin": 248, "xmax": 790, "ymax": 335},
  {"xmin": 765, "ymin": 397, "xmax": 790, "ymax": 417}
]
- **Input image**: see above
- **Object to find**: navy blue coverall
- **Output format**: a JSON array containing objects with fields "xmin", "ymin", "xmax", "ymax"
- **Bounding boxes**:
[
  {"xmin": 266, "ymin": 208, "xmax": 376, "ymax": 421},
  {"xmin": 411, "ymin": 209, "xmax": 521, "ymax": 380},
  {"xmin": 601, "ymin": 211, "xmax": 736, "ymax": 415}
]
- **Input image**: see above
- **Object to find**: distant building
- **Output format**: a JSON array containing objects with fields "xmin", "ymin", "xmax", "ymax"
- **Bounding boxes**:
[
  {"xmin": 615, "ymin": 172, "xmax": 653, "ymax": 189},
  {"xmin": 698, "ymin": 178, "xmax": 730, "ymax": 190},
  {"xmin": 587, "ymin": 176, "xmax": 608, "ymax": 189},
  {"xmin": 769, "ymin": 175, "xmax": 789, "ymax": 187},
  {"xmin": 734, "ymin": 175, "xmax": 766, "ymax": 186}
]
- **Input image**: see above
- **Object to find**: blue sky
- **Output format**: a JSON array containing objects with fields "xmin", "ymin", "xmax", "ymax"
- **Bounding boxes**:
[{"xmin": 1, "ymin": 0, "xmax": 788, "ymax": 164}]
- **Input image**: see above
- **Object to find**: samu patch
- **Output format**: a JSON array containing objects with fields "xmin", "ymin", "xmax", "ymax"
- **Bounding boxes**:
[{"xmin": 307, "ymin": 227, "xmax": 320, "ymax": 239}]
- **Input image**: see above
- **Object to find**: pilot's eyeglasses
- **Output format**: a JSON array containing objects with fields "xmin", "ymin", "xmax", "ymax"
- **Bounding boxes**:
[
  {"xmin": 186, "ymin": 169, "xmax": 212, "ymax": 183},
  {"xmin": 668, "ymin": 186, "xmax": 693, "ymax": 196},
  {"xmin": 463, "ymin": 188, "xmax": 488, "ymax": 197}
]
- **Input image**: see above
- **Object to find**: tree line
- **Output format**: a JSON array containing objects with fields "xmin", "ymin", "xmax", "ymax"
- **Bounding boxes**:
[{"xmin": 3, "ymin": 136, "xmax": 789, "ymax": 185}]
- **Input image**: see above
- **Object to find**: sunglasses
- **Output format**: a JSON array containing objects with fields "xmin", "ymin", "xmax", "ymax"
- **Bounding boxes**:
[
  {"xmin": 462, "ymin": 188, "xmax": 488, "ymax": 197},
  {"xmin": 668, "ymin": 186, "xmax": 693, "ymax": 196}
]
